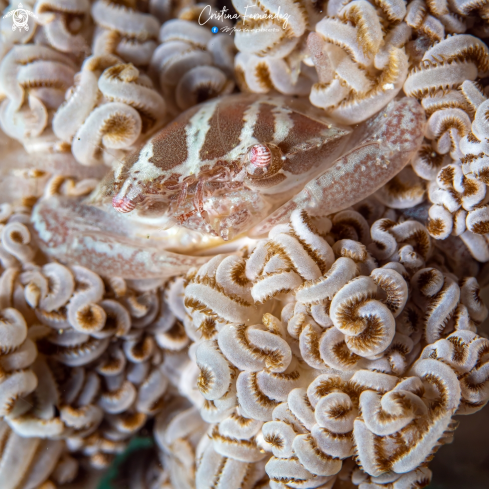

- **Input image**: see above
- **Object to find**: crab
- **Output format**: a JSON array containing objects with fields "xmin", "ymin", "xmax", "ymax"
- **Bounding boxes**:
[{"xmin": 32, "ymin": 93, "xmax": 425, "ymax": 278}]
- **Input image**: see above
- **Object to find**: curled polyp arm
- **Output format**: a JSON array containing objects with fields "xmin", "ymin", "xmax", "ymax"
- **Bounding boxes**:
[
  {"xmin": 196, "ymin": 443, "xmax": 267, "ymax": 489},
  {"xmin": 306, "ymin": 374, "xmax": 347, "ymax": 408},
  {"xmin": 319, "ymin": 326, "xmax": 362, "ymax": 371},
  {"xmin": 67, "ymin": 266, "xmax": 106, "ymax": 334},
  {"xmin": 286, "ymin": 388, "xmax": 316, "ymax": 431},
  {"xmin": 196, "ymin": 340, "xmax": 231, "ymax": 400},
  {"xmin": 315, "ymin": 392, "xmax": 357, "ymax": 434},
  {"xmin": 218, "ymin": 412, "xmax": 262, "ymax": 441},
  {"xmin": 459, "ymin": 231, "xmax": 489, "ymax": 262},
  {"xmin": 136, "ymin": 367, "xmax": 168, "ymax": 414},
  {"xmin": 200, "ymin": 384, "xmax": 237, "ymax": 423},
  {"xmin": 0, "ymin": 369, "xmax": 38, "ymax": 417},
  {"xmin": 471, "ymin": 99, "xmax": 489, "ymax": 140},
  {"xmin": 333, "ymin": 210, "xmax": 372, "ymax": 245},
  {"xmin": 176, "ymin": 65, "xmax": 234, "ymax": 111},
  {"xmin": 389, "ymin": 220, "xmax": 432, "ymax": 266},
  {"xmin": 0, "ymin": 339, "xmax": 36, "ymax": 372},
  {"xmin": 115, "ymin": 38, "xmax": 158, "ymax": 67},
  {"xmin": 0, "ymin": 45, "xmax": 76, "ymax": 111},
  {"xmin": 330, "ymin": 276, "xmax": 396, "ymax": 357},
  {"xmin": 368, "ymin": 219, "xmax": 398, "ymax": 261},
  {"xmin": 427, "ymin": 204, "xmax": 453, "ymax": 239},
  {"xmin": 370, "ymin": 268, "xmax": 408, "ymax": 318},
  {"xmin": 72, "ymin": 102, "xmax": 142, "ymax": 165},
  {"xmin": 339, "ymin": 1, "xmax": 384, "ymax": 56},
  {"xmin": 311, "ymin": 303, "xmax": 334, "ymax": 328},
  {"xmin": 423, "ymin": 34, "xmax": 489, "ymax": 72},
  {"xmin": 0, "ymin": 96, "xmax": 48, "ymax": 142},
  {"xmin": 332, "ymin": 241, "xmax": 373, "ymax": 276},
  {"xmin": 60, "ymin": 403, "xmax": 103, "ymax": 431},
  {"xmin": 160, "ymin": 19, "xmax": 212, "ymax": 48},
  {"xmin": 421, "ymin": 88, "xmax": 469, "ymax": 117},
  {"xmin": 425, "ymin": 108, "xmax": 471, "ymax": 159},
  {"xmin": 327, "ymin": 48, "xmax": 408, "ymax": 124},
  {"xmin": 292, "ymin": 434, "xmax": 343, "ymax": 476},
  {"xmin": 310, "ymin": 428, "xmax": 353, "ymax": 464},
  {"xmin": 1, "ymin": 222, "xmax": 35, "ymax": 263},
  {"xmin": 269, "ymin": 233, "xmax": 323, "ymax": 281},
  {"xmin": 155, "ymin": 42, "xmax": 213, "ymax": 87},
  {"xmin": 253, "ymin": 360, "xmax": 302, "ymax": 403},
  {"xmin": 96, "ymin": 346, "xmax": 126, "ymax": 376},
  {"xmin": 234, "ymin": 53, "xmax": 312, "ymax": 96},
  {"xmin": 53, "ymin": 70, "xmax": 105, "ymax": 143},
  {"xmin": 460, "ymin": 277, "xmax": 488, "ymax": 323},
  {"xmin": 0, "ymin": 308, "xmax": 27, "ymax": 353},
  {"xmin": 296, "ymin": 257, "xmax": 357, "ymax": 304},
  {"xmin": 53, "ymin": 336, "xmax": 110, "ymax": 366},
  {"xmin": 98, "ymin": 379, "xmax": 136, "ymax": 414},
  {"xmin": 387, "ymin": 358, "xmax": 460, "ymax": 474},
  {"xmin": 465, "ymin": 202, "xmax": 489, "ymax": 236},
  {"xmin": 0, "ymin": 433, "xmax": 64, "ymax": 489},
  {"xmin": 251, "ymin": 265, "xmax": 302, "ymax": 304},
  {"xmin": 307, "ymin": 33, "xmax": 335, "ymax": 85},
  {"xmin": 17, "ymin": 59, "xmax": 76, "ymax": 103},
  {"xmin": 35, "ymin": 0, "xmax": 90, "ymax": 55},
  {"xmin": 51, "ymin": 453, "xmax": 79, "ymax": 485},
  {"xmin": 39, "ymin": 263, "xmax": 75, "ymax": 312},
  {"xmin": 424, "ymin": 275, "xmax": 460, "ymax": 343},
  {"xmin": 375, "ymin": 23, "xmax": 412, "ymax": 69},
  {"xmin": 215, "ymin": 255, "xmax": 252, "ymax": 303},
  {"xmin": 460, "ymin": 79, "xmax": 487, "ymax": 112},
  {"xmin": 298, "ymin": 318, "xmax": 326, "ymax": 369},
  {"xmin": 435, "ymin": 165, "xmax": 486, "ymax": 211},
  {"xmin": 98, "ymin": 300, "xmax": 131, "ymax": 337},
  {"xmin": 375, "ymin": 167, "xmax": 426, "ymax": 209},
  {"xmin": 123, "ymin": 335, "xmax": 154, "ymax": 363},
  {"xmin": 20, "ymin": 268, "xmax": 47, "ymax": 309},
  {"xmin": 291, "ymin": 210, "xmax": 336, "ymax": 270},
  {"xmin": 411, "ymin": 267, "xmax": 445, "ymax": 302},
  {"xmin": 218, "ymin": 322, "xmax": 291, "ymax": 373},
  {"xmin": 233, "ymin": 0, "xmax": 306, "ymax": 57},
  {"xmin": 315, "ymin": 17, "xmax": 372, "ymax": 68},
  {"xmin": 359, "ymin": 389, "xmax": 428, "ymax": 436},
  {"xmin": 266, "ymin": 455, "xmax": 335, "ymax": 487},
  {"xmin": 185, "ymin": 255, "xmax": 260, "ymax": 324},
  {"xmin": 211, "ymin": 425, "xmax": 265, "ymax": 463},
  {"xmin": 92, "ymin": 0, "xmax": 159, "ymax": 41},
  {"xmin": 262, "ymin": 419, "xmax": 296, "ymax": 458},
  {"xmin": 404, "ymin": 57, "xmax": 478, "ymax": 98},
  {"xmin": 98, "ymin": 63, "xmax": 166, "ymax": 130},
  {"xmin": 207, "ymin": 34, "xmax": 236, "ymax": 75},
  {"xmin": 236, "ymin": 368, "xmax": 300, "ymax": 421}
]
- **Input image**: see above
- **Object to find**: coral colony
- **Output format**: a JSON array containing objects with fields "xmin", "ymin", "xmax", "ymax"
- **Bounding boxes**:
[{"xmin": 0, "ymin": 0, "xmax": 489, "ymax": 488}]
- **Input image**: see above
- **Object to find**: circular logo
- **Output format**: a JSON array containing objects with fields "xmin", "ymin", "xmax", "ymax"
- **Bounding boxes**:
[
  {"xmin": 12, "ymin": 8, "xmax": 29, "ymax": 31},
  {"xmin": 3, "ymin": 4, "xmax": 36, "ymax": 32},
  {"xmin": 211, "ymin": 26, "xmax": 218, "ymax": 34}
]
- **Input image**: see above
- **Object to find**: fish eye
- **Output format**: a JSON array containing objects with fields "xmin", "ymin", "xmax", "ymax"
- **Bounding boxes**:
[
  {"xmin": 245, "ymin": 143, "xmax": 283, "ymax": 179},
  {"xmin": 248, "ymin": 144, "xmax": 272, "ymax": 168}
]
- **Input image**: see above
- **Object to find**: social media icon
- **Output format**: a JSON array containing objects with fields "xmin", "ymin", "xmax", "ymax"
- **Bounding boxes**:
[{"xmin": 211, "ymin": 26, "xmax": 218, "ymax": 33}]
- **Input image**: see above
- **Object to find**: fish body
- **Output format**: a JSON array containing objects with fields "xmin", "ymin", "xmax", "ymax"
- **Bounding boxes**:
[{"xmin": 32, "ymin": 93, "xmax": 425, "ymax": 278}]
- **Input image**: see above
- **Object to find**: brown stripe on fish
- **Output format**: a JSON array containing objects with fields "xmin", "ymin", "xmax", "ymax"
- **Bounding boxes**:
[
  {"xmin": 198, "ymin": 97, "xmax": 250, "ymax": 161},
  {"xmin": 147, "ymin": 105, "xmax": 201, "ymax": 171},
  {"xmin": 251, "ymin": 101, "xmax": 276, "ymax": 145}
]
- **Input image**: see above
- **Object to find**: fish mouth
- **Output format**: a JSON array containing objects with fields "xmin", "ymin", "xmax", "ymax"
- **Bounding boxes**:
[
  {"xmin": 166, "ymin": 182, "xmax": 270, "ymax": 241},
  {"xmin": 112, "ymin": 195, "xmax": 136, "ymax": 213},
  {"xmin": 104, "ymin": 168, "xmax": 270, "ymax": 240}
]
